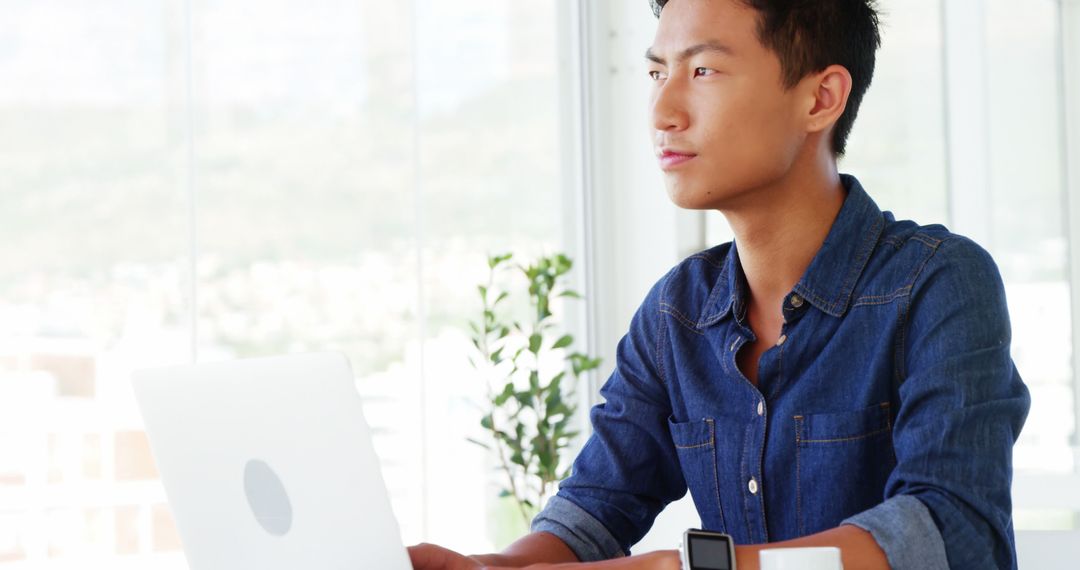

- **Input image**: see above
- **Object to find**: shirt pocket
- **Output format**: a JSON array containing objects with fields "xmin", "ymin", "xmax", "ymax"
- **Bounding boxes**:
[
  {"xmin": 793, "ymin": 402, "xmax": 896, "ymax": 537},
  {"xmin": 668, "ymin": 416, "xmax": 725, "ymax": 533}
]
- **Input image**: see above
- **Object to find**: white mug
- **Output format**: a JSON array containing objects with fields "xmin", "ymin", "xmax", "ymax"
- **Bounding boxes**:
[{"xmin": 759, "ymin": 546, "xmax": 843, "ymax": 570}]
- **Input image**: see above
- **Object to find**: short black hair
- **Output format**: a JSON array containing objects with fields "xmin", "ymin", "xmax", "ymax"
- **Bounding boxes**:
[{"xmin": 649, "ymin": 0, "xmax": 881, "ymax": 156}]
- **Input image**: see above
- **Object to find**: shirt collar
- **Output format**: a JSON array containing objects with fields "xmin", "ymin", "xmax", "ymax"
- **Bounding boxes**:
[{"xmin": 697, "ymin": 174, "xmax": 885, "ymax": 328}]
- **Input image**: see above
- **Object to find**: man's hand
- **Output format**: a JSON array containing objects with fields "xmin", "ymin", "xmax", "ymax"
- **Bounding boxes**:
[
  {"xmin": 407, "ymin": 543, "xmax": 680, "ymax": 570},
  {"xmin": 408, "ymin": 543, "xmax": 483, "ymax": 570}
]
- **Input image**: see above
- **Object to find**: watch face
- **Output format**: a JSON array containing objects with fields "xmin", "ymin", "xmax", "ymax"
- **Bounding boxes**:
[{"xmin": 688, "ymin": 533, "xmax": 732, "ymax": 570}]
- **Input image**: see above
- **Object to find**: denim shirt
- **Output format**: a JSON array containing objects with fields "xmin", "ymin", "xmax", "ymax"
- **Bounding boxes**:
[{"xmin": 532, "ymin": 175, "xmax": 1031, "ymax": 569}]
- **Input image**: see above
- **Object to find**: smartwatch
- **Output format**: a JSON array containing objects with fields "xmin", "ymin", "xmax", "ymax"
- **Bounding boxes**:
[{"xmin": 679, "ymin": 528, "xmax": 736, "ymax": 570}]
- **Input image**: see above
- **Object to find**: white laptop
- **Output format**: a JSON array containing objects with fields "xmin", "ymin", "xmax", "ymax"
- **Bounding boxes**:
[{"xmin": 132, "ymin": 352, "xmax": 414, "ymax": 569}]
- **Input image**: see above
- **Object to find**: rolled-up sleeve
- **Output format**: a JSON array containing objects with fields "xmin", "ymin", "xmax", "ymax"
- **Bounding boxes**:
[
  {"xmin": 881, "ymin": 235, "xmax": 1030, "ymax": 569},
  {"xmin": 842, "ymin": 495, "xmax": 949, "ymax": 569},
  {"xmin": 530, "ymin": 270, "xmax": 687, "ymax": 561},
  {"xmin": 531, "ymin": 495, "xmax": 625, "ymax": 562}
]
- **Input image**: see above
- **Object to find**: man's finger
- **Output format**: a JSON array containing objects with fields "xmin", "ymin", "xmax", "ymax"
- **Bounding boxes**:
[
  {"xmin": 407, "ymin": 543, "xmax": 475, "ymax": 570},
  {"xmin": 407, "ymin": 543, "xmax": 448, "ymax": 569}
]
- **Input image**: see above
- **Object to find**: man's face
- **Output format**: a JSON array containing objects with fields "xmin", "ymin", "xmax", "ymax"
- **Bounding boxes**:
[{"xmin": 647, "ymin": 0, "xmax": 806, "ymax": 210}]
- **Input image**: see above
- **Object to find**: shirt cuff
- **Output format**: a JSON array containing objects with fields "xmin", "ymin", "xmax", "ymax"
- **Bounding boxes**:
[
  {"xmin": 842, "ymin": 495, "xmax": 949, "ymax": 570},
  {"xmin": 531, "ymin": 495, "xmax": 626, "ymax": 562}
]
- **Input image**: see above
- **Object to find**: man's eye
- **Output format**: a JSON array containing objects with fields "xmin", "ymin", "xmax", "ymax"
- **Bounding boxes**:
[
  {"xmin": 694, "ymin": 67, "xmax": 715, "ymax": 77},
  {"xmin": 648, "ymin": 70, "xmax": 666, "ymax": 81}
]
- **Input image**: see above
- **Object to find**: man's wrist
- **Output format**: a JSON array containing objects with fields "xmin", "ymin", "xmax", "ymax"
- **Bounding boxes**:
[
  {"xmin": 636, "ymin": 549, "xmax": 682, "ymax": 570},
  {"xmin": 733, "ymin": 545, "xmax": 761, "ymax": 570}
]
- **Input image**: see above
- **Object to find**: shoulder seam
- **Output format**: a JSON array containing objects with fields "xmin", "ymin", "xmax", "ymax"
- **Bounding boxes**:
[{"xmin": 897, "ymin": 234, "xmax": 954, "ymax": 382}]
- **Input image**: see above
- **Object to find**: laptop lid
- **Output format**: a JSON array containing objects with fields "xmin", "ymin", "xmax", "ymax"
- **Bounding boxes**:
[{"xmin": 132, "ymin": 352, "xmax": 413, "ymax": 569}]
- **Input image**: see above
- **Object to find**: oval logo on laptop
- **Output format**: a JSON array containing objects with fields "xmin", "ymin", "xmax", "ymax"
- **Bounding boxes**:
[{"xmin": 243, "ymin": 459, "xmax": 293, "ymax": 536}]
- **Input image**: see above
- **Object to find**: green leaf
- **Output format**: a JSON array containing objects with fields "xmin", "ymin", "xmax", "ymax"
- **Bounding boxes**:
[
  {"xmin": 494, "ymin": 291, "xmax": 510, "ymax": 306},
  {"xmin": 545, "ymin": 388, "xmax": 563, "ymax": 412},
  {"xmin": 559, "ymin": 430, "xmax": 580, "ymax": 441},
  {"xmin": 548, "ymin": 371, "xmax": 566, "ymax": 392},
  {"xmin": 570, "ymin": 353, "xmax": 603, "ymax": 375},
  {"xmin": 488, "ymin": 253, "xmax": 513, "ymax": 269},
  {"xmin": 528, "ymin": 333, "xmax": 543, "ymax": 354},
  {"xmin": 499, "ymin": 488, "xmax": 512, "ymax": 498},
  {"xmin": 538, "ymin": 299, "xmax": 551, "ymax": 321},
  {"xmin": 554, "ymin": 253, "xmax": 572, "ymax": 272},
  {"xmin": 480, "ymin": 414, "xmax": 493, "ymax": 430},
  {"xmin": 515, "ymin": 390, "xmax": 534, "ymax": 408},
  {"xmin": 535, "ymin": 440, "xmax": 554, "ymax": 473},
  {"xmin": 494, "ymin": 383, "xmax": 515, "ymax": 406},
  {"xmin": 511, "ymin": 451, "xmax": 526, "ymax": 467},
  {"xmin": 552, "ymin": 334, "xmax": 573, "ymax": 349},
  {"xmin": 477, "ymin": 284, "xmax": 488, "ymax": 299},
  {"xmin": 548, "ymin": 402, "xmax": 569, "ymax": 418},
  {"xmin": 558, "ymin": 289, "xmax": 582, "ymax": 299}
]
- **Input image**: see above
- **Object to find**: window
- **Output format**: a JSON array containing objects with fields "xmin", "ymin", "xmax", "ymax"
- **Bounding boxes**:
[{"xmin": 0, "ymin": 0, "xmax": 575, "ymax": 566}]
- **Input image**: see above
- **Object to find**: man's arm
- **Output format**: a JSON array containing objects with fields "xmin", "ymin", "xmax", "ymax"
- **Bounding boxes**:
[
  {"xmin": 549, "ymin": 524, "xmax": 885, "ymax": 569},
  {"xmin": 409, "ymin": 532, "xmax": 579, "ymax": 570},
  {"xmin": 527, "ymin": 524, "xmax": 887, "ymax": 570},
  {"xmin": 871, "ymin": 236, "xmax": 1029, "ymax": 569},
  {"xmin": 733, "ymin": 525, "xmax": 886, "ymax": 570},
  {"xmin": 410, "ymin": 525, "xmax": 886, "ymax": 570},
  {"xmin": 470, "ymin": 531, "xmax": 582, "ymax": 566}
]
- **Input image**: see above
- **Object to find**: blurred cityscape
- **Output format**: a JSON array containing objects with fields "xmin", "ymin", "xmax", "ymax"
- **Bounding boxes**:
[{"xmin": 0, "ymin": 0, "xmax": 563, "ymax": 566}]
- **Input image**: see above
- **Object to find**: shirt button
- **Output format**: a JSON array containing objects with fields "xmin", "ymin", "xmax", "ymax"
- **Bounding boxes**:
[
  {"xmin": 757, "ymin": 401, "xmax": 764, "ymax": 416},
  {"xmin": 748, "ymin": 478, "xmax": 759, "ymax": 495},
  {"xmin": 790, "ymin": 294, "xmax": 804, "ymax": 308},
  {"xmin": 776, "ymin": 334, "xmax": 787, "ymax": 347}
]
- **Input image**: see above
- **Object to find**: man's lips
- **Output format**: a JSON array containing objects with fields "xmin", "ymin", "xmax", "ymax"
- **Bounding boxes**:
[{"xmin": 657, "ymin": 149, "xmax": 697, "ymax": 170}]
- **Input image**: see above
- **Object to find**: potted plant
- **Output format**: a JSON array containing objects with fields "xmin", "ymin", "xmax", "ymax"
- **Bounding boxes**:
[{"xmin": 466, "ymin": 252, "xmax": 602, "ymax": 533}]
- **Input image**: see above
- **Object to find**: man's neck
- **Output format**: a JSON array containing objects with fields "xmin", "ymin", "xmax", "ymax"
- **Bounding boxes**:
[{"xmin": 722, "ymin": 155, "xmax": 846, "ymax": 311}]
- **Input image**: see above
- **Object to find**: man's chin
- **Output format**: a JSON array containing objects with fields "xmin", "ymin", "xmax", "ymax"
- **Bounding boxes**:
[{"xmin": 665, "ymin": 187, "xmax": 722, "ymax": 210}]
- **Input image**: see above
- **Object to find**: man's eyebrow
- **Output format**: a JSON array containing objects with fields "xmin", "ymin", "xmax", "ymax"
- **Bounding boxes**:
[{"xmin": 644, "ymin": 41, "xmax": 736, "ymax": 65}]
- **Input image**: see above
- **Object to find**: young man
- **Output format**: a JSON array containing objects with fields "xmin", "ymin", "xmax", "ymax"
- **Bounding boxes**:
[{"xmin": 410, "ymin": 0, "xmax": 1030, "ymax": 568}]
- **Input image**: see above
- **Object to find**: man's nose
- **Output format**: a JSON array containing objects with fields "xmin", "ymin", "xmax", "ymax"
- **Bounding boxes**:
[{"xmin": 650, "ymin": 76, "xmax": 689, "ymax": 133}]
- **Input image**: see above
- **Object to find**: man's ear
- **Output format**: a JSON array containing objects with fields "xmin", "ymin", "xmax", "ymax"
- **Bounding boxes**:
[{"xmin": 802, "ymin": 64, "xmax": 852, "ymax": 135}]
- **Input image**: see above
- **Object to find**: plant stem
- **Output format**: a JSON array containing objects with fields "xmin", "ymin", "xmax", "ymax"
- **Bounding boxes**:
[{"xmin": 479, "ymin": 264, "xmax": 533, "ymax": 528}]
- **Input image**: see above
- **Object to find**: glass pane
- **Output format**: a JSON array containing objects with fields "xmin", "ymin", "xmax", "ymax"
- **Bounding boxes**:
[
  {"xmin": 0, "ymin": 1, "xmax": 190, "ymax": 567},
  {"xmin": 190, "ymin": 0, "xmax": 568, "ymax": 554},
  {"xmin": 983, "ymin": 0, "xmax": 1074, "ymax": 476},
  {"xmin": 415, "ymin": 0, "xmax": 564, "ymax": 552},
  {"xmin": 841, "ymin": 0, "xmax": 949, "ymax": 224},
  {"xmin": 187, "ymin": 0, "xmax": 425, "ymax": 544}
]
